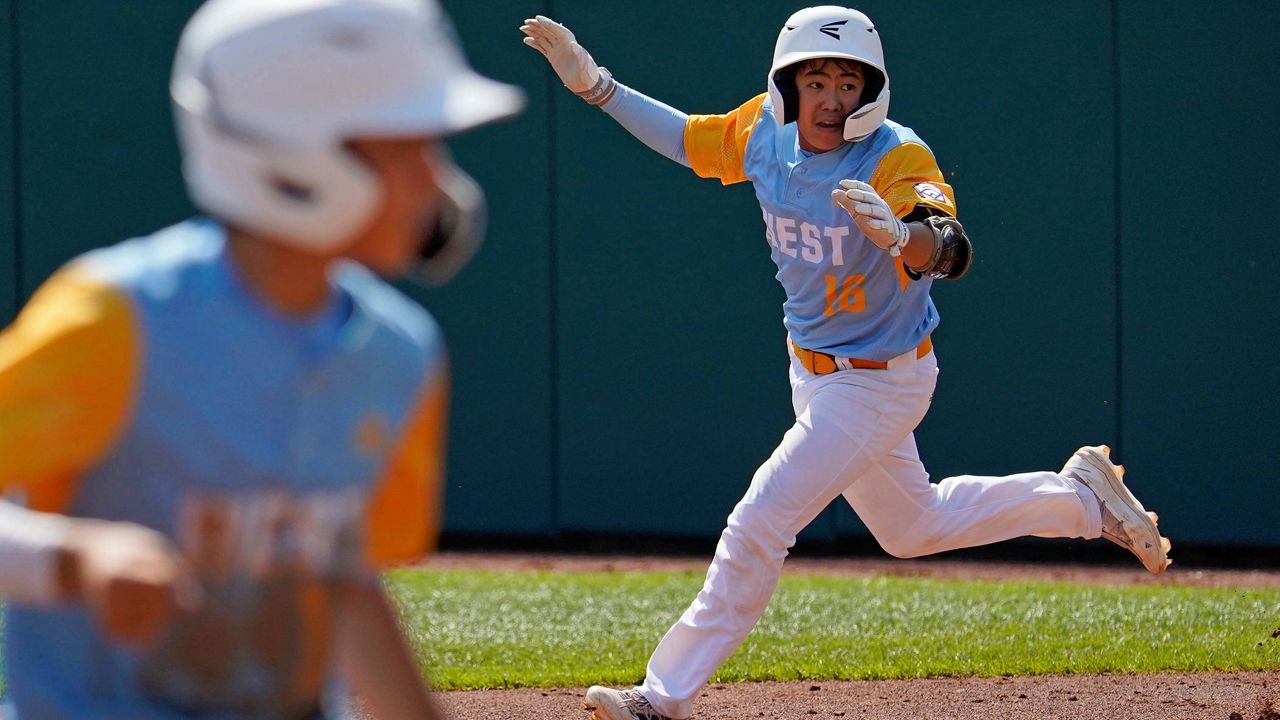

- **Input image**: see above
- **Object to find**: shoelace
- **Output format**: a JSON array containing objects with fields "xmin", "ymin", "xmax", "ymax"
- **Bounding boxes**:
[
  {"xmin": 620, "ymin": 690, "xmax": 670, "ymax": 720},
  {"xmin": 1099, "ymin": 504, "xmax": 1132, "ymax": 548},
  {"xmin": 1062, "ymin": 461, "xmax": 1131, "ymax": 550}
]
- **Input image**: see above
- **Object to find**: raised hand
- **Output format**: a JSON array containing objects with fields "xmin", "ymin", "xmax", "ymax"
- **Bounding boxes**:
[{"xmin": 519, "ymin": 15, "xmax": 601, "ymax": 94}]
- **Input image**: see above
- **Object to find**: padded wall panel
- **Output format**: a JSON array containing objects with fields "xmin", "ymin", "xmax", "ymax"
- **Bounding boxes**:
[
  {"xmin": 1117, "ymin": 1, "xmax": 1280, "ymax": 546},
  {"xmin": 431, "ymin": 0, "xmax": 556, "ymax": 534},
  {"xmin": 15, "ymin": 2, "xmax": 199, "ymax": 296}
]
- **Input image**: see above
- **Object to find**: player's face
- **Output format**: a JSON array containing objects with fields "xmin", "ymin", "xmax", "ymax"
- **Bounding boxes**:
[
  {"xmin": 795, "ymin": 59, "xmax": 866, "ymax": 153},
  {"xmin": 342, "ymin": 136, "xmax": 443, "ymax": 273}
]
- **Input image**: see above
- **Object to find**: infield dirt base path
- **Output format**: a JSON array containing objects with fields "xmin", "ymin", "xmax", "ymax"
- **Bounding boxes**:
[
  {"xmin": 441, "ymin": 672, "xmax": 1279, "ymax": 720},
  {"xmin": 426, "ymin": 552, "xmax": 1280, "ymax": 719}
]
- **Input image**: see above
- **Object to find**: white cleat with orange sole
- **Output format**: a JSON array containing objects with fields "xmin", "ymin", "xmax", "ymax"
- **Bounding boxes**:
[
  {"xmin": 1061, "ymin": 445, "xmax": 1172, "ymax": 573},
  {"xmin": 583, "ymin": 687, "xmax": 679, "ymax": 720}
]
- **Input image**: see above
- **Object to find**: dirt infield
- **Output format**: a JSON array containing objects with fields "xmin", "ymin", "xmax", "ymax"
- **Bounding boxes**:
[
  {"xmin": 440, "ymin": 672, "xmax": 1280, "ymax": 720},
  {"xmin": 425, "ymin": 552, "xmax": 1280, "ymax": 719}
]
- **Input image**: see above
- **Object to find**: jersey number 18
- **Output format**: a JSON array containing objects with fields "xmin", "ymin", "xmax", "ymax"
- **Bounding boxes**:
[{"xmin": 824, "ymin": 274, "xmax": 866, "ymax": 316}]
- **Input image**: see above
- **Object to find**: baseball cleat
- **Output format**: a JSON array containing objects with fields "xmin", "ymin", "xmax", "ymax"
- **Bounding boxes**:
[
  {"xmin": 583, "ymin": 686, "xmax": 677, "ymax": 720},
  {"xmin": 1061, "ymin": 445, "xmax": 1171, "ymax": 573}
]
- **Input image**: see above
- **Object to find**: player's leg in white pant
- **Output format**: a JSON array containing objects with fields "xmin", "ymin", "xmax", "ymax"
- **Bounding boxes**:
[
  {"xmin": 842, "ymin": 434, "xmax": 1103, "ymax": 559},
  {"xmin": 639, "ymin": 359, "xmax": 935, "ymax": 719}
]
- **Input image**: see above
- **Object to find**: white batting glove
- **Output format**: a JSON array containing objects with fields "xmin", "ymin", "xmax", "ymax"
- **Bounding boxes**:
[
  {"xmin": 519, "ymin": 15, "xmax": 601, "ymax": 94},
  {"xmin": 832, "ymin": 179, "xmax": 909, "ymax": 256}
]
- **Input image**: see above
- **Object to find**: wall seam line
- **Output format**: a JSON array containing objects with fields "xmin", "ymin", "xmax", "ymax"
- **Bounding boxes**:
[
  {"xmin": 9, "ymin": 0, "xmax": 21, "ymax": 313},
  {"xmin": 546, "ymin": 0, "xmax": 561, "ymax": 536},
  {"xmin": 1111, "ymin": 0, "xmax": 1124, "ymax": 453}
]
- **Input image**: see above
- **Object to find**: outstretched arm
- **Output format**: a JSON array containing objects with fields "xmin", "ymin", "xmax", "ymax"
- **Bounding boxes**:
[
  {"xmin": 520, "ymin": 15, "xmax": 690, "ymax": 167},
  {"xmin": 601, "ymin": 84, "xmax": 690, "ymax": 167}
]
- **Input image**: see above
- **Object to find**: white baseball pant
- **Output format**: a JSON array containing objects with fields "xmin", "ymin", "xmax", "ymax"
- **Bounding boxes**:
[{"xmin": 639, "ymin": 347, "xmax": 1103, "ymax": 719}]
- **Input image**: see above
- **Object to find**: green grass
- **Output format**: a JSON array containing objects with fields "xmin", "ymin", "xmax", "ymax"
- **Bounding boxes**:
[
  {"xmin": 3, "ymin": 569, "xmax": 1278, "ymax": 698},
  {"xmin": 386, "ymin": 568, "xmax": 1280, "ymax": 691}
]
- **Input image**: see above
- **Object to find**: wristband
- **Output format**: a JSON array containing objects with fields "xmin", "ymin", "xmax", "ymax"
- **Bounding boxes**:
[
  {"xmin": 887, "ymin": 218, "xmax": 909, "ymax": 257},
  {"xmin": 0, "ymin": 500, "xmax": 73, "ymax": 604},
  {"xmin": 574, "ymin": 67, "xmax": 618, "ymax": 107}
]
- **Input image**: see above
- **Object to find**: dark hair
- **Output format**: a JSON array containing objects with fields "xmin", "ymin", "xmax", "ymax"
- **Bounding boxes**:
[
  {"xmin": 797, "ymin": 57, "xmax": 864, "ymax": 76},
  {"xmin": 774, "ymin": 57, "xmax": 885, "ymax": 123}
]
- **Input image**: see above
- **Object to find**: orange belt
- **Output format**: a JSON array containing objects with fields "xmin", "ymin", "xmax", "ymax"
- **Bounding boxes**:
[{"xmin": 791, "ymin": 336, "xmax": 933, "ymax": 375}]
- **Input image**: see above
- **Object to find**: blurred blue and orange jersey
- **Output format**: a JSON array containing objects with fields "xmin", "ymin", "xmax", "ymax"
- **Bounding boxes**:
[
  {"xmin": 684, "ymin": 94, "xmax": 956, "ymax": 362},
  {"xmin": 0, "ymin": 219, "xmax": 447, "ymax": 718}
]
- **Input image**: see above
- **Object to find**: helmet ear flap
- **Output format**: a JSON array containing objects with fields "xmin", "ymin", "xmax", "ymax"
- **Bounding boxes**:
[
  {"xmin": 413, "ymin": 153, "xmax": 486, "ymax": 287},
  {"xmin": 859, "ymin": 64, "xmax": 885, "ymax": 110},
  {"xmin": 772, "ymin": 65, "xmax": 801, "ymax": 124},
  {"xmin": 176, "ymin": 103, "xmax": 381, "ymax": 251}
]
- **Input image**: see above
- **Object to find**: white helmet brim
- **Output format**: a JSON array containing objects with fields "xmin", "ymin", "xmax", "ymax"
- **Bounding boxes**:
[
  {"xmin": 348, "ymin": 68, "xmax": 524, "ymax": 140},
  {"xmin": 434, "ymin": 71, "xmax": 526, "ymax": 137}
]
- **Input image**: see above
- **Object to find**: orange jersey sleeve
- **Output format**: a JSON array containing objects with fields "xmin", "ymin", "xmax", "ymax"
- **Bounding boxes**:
[
  {"xmin": 0, "ymin": 268, "xmax": 140, "ymax": 511},
  {"xmin": 362, "ymin": 364, "xmax": 449, "ymax": 568},
  {"xmin": 683, "ymin": 93, "xmax": 769, "ymax": 186},
  {"xmin": 868, "ymin": 142, "xmax": 957, "ymax": 219}
]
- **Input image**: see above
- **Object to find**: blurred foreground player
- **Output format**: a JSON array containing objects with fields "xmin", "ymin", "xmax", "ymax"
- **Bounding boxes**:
[{"xmin": 0, "ymin": 0, "xmax": 521, "ymax": 717}]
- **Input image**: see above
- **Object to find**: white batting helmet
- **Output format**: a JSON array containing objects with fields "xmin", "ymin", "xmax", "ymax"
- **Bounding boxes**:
[
  {"xmin": 767, "ymin": 6, "xmax": 889, "ymax": 143},
  {"xmin": 171, "ymin": 0, "xmax": 524, "ymax": 253}
]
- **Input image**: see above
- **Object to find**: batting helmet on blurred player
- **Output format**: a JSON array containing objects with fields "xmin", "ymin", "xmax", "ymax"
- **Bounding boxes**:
[
  {"xmin": 767, "ymin": 5, "xmax": 889, "ymax": 142},
  {"xmin": 172, "ymin": 0, "xmax": 523, "ymax": 283}
]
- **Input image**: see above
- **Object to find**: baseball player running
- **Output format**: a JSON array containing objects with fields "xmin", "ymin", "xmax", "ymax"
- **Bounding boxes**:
[
  {"xmin": 521, "ymin": 6, "xmax": 1170, "ymax": 720},
  {"xmin": 0, "ymin": 0, "xmax": 521, "ymax": 717}
]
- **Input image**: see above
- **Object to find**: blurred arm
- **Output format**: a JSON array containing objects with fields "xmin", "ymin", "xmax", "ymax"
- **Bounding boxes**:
[
  {"xmin": 0, "ymin": 266, "xmax": 139, "ymax": 506},
  {"xmin": 341, "ymin": 366, "xmax": 450, "ymax": 717},
  {"xmin": 0, "ymin": 267, "xmax": 196, "ymax": 643},
  {"xmin": 0, "ymin": 498, "xmax": 198, "ymax": 645},
  {"xmin": 0, "ymin": 499, "xmax": 72, "ymax": 603},
  {"xmin": 335, "ymin": 579, "xmax": 445, "ymax": 720},
  {"xmin": 362, "ymin": 366, "xmax": 448, "ymax": 565}
]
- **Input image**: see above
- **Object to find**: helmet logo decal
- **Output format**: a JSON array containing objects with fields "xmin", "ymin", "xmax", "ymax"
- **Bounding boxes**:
[
  {"xmin": 270, "ymin": 176, "xmax": 317, "ymax": 204},
  {"xmin": 818, "ymin": 20, "xmax": 848, "ymax": 40},
  {"xmin": 323, "ymin": 27, "xmax": 371, "ymax": 52}
]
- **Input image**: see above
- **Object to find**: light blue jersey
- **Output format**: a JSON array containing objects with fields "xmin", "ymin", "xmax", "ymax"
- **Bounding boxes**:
[
  {"xmin": 744, "ymin": 103, "xmax": 946, "ymax": 360},
  {"xmin": 685, "ymin": 94, "xmax": 957, "ymax": 361},
  {"xmin": 0, "ymin": 220, "xmax": 448, "ymax": 718},
  {"xmin": 607, "ymin": 87, "xmax": 959, "ymax": 362}
]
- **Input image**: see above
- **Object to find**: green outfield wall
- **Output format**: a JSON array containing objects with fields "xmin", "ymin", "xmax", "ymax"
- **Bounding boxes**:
[
  {"xmin": 1, "ymin": 0, "xmax": 15, "ymax": 322},
  {"xmin": 1, "ymin": 1, "xmax": 1275, "ymax": 548}
]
